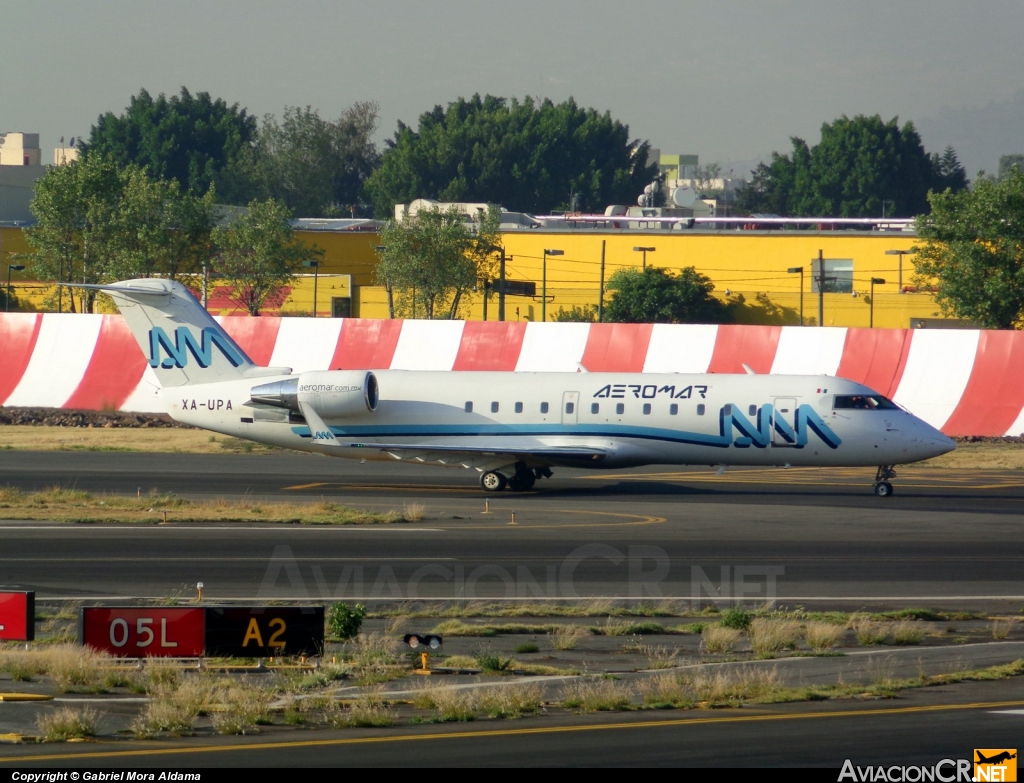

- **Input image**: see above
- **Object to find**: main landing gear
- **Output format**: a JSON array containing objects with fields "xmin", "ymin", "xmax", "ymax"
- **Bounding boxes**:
[
  {"xmin": 873, "ymin": 465, "xmax": 896, "ymax": 497},
  {"xmin": 480, "ymin": 462, "xmax": 548, "ymax": 492}
]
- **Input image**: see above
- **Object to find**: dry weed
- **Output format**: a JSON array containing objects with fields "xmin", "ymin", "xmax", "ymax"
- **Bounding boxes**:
[
  {"xmin": 891, "ymin": 621, "xmax": 926, "ymax": 645},
  {"xmin": 992, "ymin": 618, "xmax": 1019, "ymax": 640},
  {"xmin": 37, "ymin": 706, "xmax": 98, "ymax": 742},
  {"xmin": 804, "ymin": 622, "xmax": 845, "ymax": 653},
  {"xmin": 749, "ymin": 619, "xmax": 801, "ymax": 658},
  {"xmin": 478, "ymin": 683, "xmax": 544, "ymax": 718},
  {"xmin": 560, "ymin": 678, "xmax": 633, "ymax": 713},
  {"xmin": 702, "ymin": 624, "xmax": 742, "ymax": 654},
  {"xmin": 550, "ymin": 625, "xmax": 589, "ymax": 651}
]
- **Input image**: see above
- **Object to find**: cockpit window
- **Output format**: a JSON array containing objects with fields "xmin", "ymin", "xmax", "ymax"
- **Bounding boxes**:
[{"xmin": 833, "ymin": 394, "xmax": 899, "ymax": 410}]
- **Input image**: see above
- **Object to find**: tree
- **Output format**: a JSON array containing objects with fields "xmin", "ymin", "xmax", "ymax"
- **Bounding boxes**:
[
  {"xmin": 212, "ymin": 199, "xmax": 318, "ymax": 316},
  {"xmin": 376, "ymin": 206, "xmax": 499, "ymax": 319},
  {"xmin": 933, "ymin": 146, "xmax": 969, "ymax": 193},
  {"xmin": 735, "ymin": 115, "xmax": 938, "ymax": 217},
  {"xmin": 553, "ymin": 304, "xmax": 598, "ymax": 322},
  {"xmin": 604, "ymin": 267, "xmax": 730, "ymax": 324},
  {"xmin": 1000, "ymin": 155, "xmax": 1024, "ymax": 181},
  {"xmin": 23, "ymin": 154, "xmax": 217, "ymax": 312},
  {"xmin": 233, "ymin": 103, "xmax": 381, "ymax": 217},
  {"xmin": 913, "ymin": 167, "xmax": 1024, "ymax": 329},
  {"xmin": 105, "ymin": 169, "xmax": 216, "ymax": 281},
  {"xmin": 366, "ymin": 95, "xmax": 657, "ymax": 217},
  {"xmin": 692, "ymin": 162, "xmax": 722, "ymax": 196},
  {"xmin": 84, "ymin": 87, "xmax": 257, "ymax": 197},
  {"xmin": 22, "ymin": 154, "xmax": 124, "ymax": 312}
]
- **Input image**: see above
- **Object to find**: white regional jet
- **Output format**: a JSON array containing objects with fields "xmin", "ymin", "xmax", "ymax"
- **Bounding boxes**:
[{"xmin": 80, "ymin": 279, "xmax": 955, "ymax": 497}]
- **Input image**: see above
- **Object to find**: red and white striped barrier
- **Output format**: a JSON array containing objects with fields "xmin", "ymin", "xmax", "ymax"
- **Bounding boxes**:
[{"xmin": 2, "ymin": 313, "xmax": 1023, "ymax": 437}]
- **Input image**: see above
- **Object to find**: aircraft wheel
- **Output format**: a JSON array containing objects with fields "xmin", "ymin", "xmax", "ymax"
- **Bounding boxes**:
[
  {"xmin": 874, "ymin": 481, "xmax": 893, "ymax": 497},
  {"xmin": 481, "ymin": 471, "xmax": 507, "ymax": 491},
  {"xmin": 508, "ymin": 473, "xmax": 535, "ymax": 492}
]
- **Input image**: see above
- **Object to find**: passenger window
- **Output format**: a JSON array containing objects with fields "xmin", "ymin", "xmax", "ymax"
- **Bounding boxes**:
[
  {"xmin": 697, "ymin": 404, "xmax": 706, "ymax": 415},
  {"xmin": 465, "ymin": 401, "xmax": 473, "ymax": 413},
  {"xmin": 515, "ymin": 402, "xmax": 523, "ymax": 413},
  {"xmin": 616, "ymin": 403, "xmax": 624, "ymax": 415},
  {"xmin": 591, "ymin": 403, "xmax": 599, "ymax": 414},
  {"xmin": 748, "ymin": 404, "xmax": 757, "ymax": 416},
  {"xmin": 491, "ymin": 401, "xmax": 499, "ymax": 413},
  {"xmin": 565, "ymin": 402, "xmax": 575, "ymax": 414},
  {"xmin": 723, "ymin": 404, "xmax": 733, "ymax": 415},
  {"xmin": 540, "ymin": 402, "xmax": 549, "ymax": 414},
  {"xmin": 670, "ymin": 404, "xmax": 678, "ymax": 415},
  {"xmin": 643, "ymin": 403, "xmax": 651, "ymax": 415}
]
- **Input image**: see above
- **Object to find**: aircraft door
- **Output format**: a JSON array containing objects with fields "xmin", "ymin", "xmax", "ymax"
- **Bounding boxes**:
[
  {"xmin": 771, "ymin": 397, "xmax": 798, "ymax": 446},
  {"xmin": 562, "ymin": 391, "xmax": 580, "ymax": 425}
]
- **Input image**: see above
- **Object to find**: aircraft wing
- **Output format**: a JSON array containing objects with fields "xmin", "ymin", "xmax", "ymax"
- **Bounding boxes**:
[{"xmin": 343, "ymin": 441, "xmax": 607, "ymax": 469}]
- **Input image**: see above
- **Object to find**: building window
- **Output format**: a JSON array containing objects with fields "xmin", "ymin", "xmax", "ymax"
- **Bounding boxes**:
[
  {"xmin": 697, "ymin": 404, "xmax": 706, "ymax": 415},
  {"xmin": 670, "ymin": 404, "xmax": 678, "ymax": 415},
  {"xmin": 591, "ymin": 403, "xmax": 599, "ymax": 414},
  {"xmin": 540, "ymin": 402, "xmax": 549, "ymax": 414},
  {"xmin": 748, "ymin": 404, "xmax": 757, "ymax": 416},
  {"xmin": 515, "ymin": 402, "xmax": 523, "ymax": 413},
  {"xmin": 811, "ymin": 259, "xmax": 854, "ymax": 294},
  {"xmin": 491, "ymin": 401, "xmax": 499, "ymax": 413},
  {"xmin": 616, "ymin": 403, "xmax": 624, "ymax": 415},
  {"xmin": 465, "ymin": 401, "xmax": 473, "ymax": 413},
  {"xmin": 643, "ymin": 403, "xmax": 652, "ymax": 415}
]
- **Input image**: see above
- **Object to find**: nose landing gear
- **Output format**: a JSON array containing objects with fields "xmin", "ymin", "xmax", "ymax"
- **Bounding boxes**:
[{"xmin": 873, "ymin": 465, "xmax": 896, "ymax": 497}]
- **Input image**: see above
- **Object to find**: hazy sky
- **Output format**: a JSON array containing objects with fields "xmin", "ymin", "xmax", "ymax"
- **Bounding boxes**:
[{"xmin": 3, "ymin": 1, "xmax": 1022, "ymax": 177}]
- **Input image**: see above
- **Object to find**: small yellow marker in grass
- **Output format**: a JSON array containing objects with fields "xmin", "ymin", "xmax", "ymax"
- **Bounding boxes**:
[{"xmin": 0, "ymin": 694, "xmax": 53, "ymax": 702}]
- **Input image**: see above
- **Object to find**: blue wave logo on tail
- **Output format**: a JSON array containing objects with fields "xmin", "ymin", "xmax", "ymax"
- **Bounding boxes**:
[{"xmin": 148, "ymin": 327, "xmax": 244, "ymax": 369}]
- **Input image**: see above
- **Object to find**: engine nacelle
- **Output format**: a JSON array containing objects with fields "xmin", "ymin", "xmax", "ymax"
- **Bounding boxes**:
[{"xmin": 250, "ymin": 371, "xmax": 378, "ymax": 419}]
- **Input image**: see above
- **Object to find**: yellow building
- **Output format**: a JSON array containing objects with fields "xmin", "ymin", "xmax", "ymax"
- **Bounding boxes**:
[
  {"xmin": 4, "ymin": 223, "xmax": 946, "ymax": 328},
  {"xmin": 292, "ymin": 227, "xmax": 940, "ymax": 329}
]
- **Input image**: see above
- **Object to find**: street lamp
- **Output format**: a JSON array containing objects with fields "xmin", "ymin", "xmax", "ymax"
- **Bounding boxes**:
[
  {"xmin": 542, "ymin": 249, "xmax": 563, "ymax": 322},
  {"xmin": 302, "ymin": 260, "xmax": 319, "ymax": 318},
  {"xmin": 375, "ymin": 245, "xmax": 395, "ymax": 319},
  {"xmin": 787, "ymin": 266, "xmax": 804, "ymax": 326},
  {"xmin": 6, "ymin": 264, "xmax": 24, "ymax": 313},
  {"xmin": 884, "ymin": 249, "xmax": 914, "ymax": 293},
  {"xmin": 869, "ymin": 277, "xmax": 886, "ymax": 328},
  {"xmin": 633, "ymin": 246, "xmax": 655, "ymax": 270}
]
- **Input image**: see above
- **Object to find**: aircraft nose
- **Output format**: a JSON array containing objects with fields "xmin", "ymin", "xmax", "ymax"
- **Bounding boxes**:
[{"xmin": 913, "ymin": 420, "xmax": 956, "ymax": 459}]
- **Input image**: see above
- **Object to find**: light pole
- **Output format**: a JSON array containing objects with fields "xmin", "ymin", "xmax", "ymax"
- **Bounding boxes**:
[
  {"xmin": 6, "ymin": 264, "xmax": 24, "ymax": 313},
  {"xmin": 884, "ymin": 249, "xmax": 914, "ymax": 293},
  {"xmin": 302, "ymin": 260, "xmax": 320, "ymax": 317},
  {"xmin": 633, "ymin": 246, "xmax": 655, "ymax": 270},
  {"xmin": 542, "ymin": 249, "xmax": 563, "ymax": 322},
  {"xmin": 375, "ymin": 245, "xmax": 394, "ymax": 319},
  {"xmin": 498, "ymin": 247, "xmax": 508, "ymax": 322},
  {"xmin": 869, "ymin": 277, "xmax": 886, "ymax": 328},
  {"xmin": 814, "ymin": 249, "xmax": 827, "ymax": 327},
  {"xmin": 787, "ymin": 266, "xmax": 804, "ymax": 326}
]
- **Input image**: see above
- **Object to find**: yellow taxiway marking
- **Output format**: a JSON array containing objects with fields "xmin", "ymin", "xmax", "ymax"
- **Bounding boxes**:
[
  {"xmin": 283, "ymin": 482, "xmax": 480, "ymax": 495},
  {"xmin": 4, "ymin": 699, "xmax": 1024, "ymax": 763}
]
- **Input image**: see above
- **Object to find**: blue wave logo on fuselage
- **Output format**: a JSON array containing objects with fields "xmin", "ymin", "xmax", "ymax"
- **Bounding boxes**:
[
  {"xmin": 723, "ymin": 404, "xmax": 841, "ymax": 449},
  {"xmin": 148, "ymin": 326, "xmax": 244, "ymax": 369}
]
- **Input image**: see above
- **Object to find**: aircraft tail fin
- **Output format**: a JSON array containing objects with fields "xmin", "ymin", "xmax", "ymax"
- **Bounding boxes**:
[{"xmin": 70, "ymin": 279, "xmax": 291, "ymax": 388}]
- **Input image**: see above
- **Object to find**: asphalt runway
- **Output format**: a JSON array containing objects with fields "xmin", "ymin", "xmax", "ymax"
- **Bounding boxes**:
[{"xmin": 0, "ymin": 451, "xmax": 1022, "ymax": 606}]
